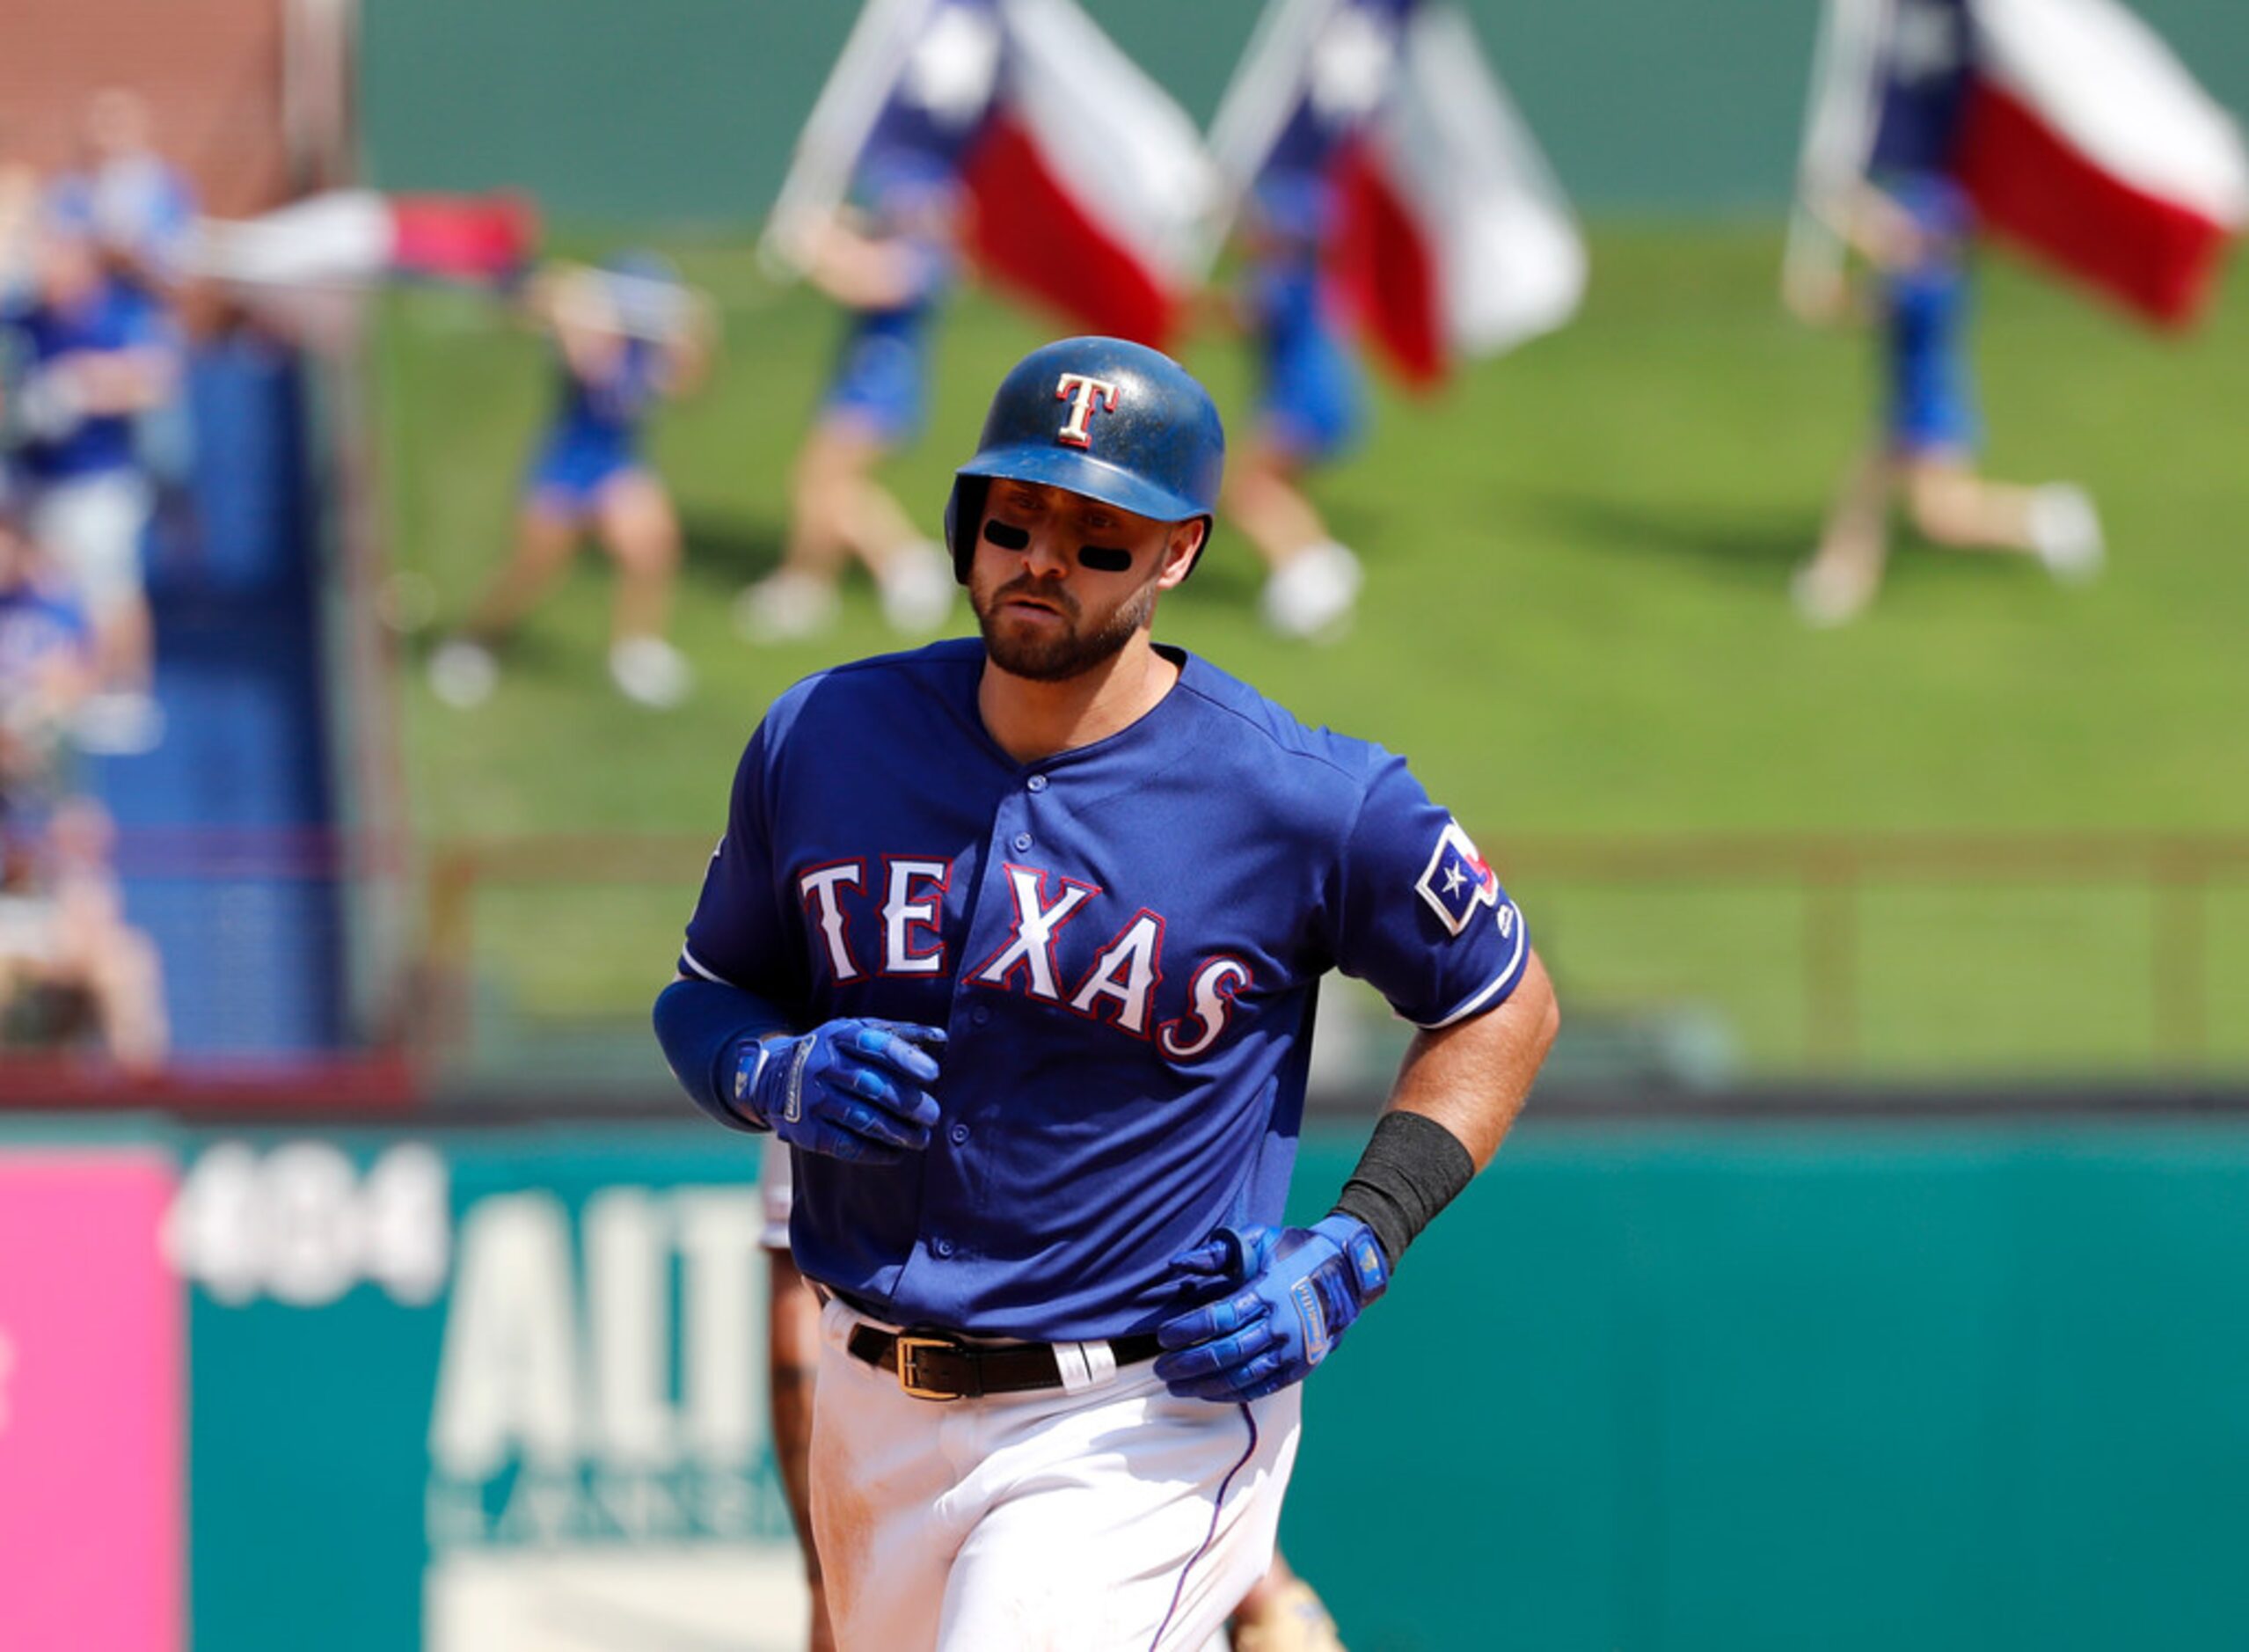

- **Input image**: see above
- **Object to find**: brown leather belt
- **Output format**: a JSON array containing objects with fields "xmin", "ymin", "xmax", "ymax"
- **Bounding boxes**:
[{"xmin": 847, "ymin": 1323, "xmax": 1164, "ymax": 1401}]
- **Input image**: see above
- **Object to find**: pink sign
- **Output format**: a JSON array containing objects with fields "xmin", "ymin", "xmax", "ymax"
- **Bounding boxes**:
[{"xmin": 0, "ymin": 1149, "xmax": 183, "ymax": 1652}]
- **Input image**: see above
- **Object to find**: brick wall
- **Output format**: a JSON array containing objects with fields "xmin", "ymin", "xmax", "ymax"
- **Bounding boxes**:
[{"xmin": 0, "ymin": 0, "xmax": 294, "ymax": 216}]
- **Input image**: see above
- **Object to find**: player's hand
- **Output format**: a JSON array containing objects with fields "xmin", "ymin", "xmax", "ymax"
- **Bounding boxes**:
[
  {"xmin": 1151, "ymin": 1215, "xmax": 1390, "ymax": 1402},
  {"xmin": 734, "ymin": 1017, "xmax": 946, "ymax": 1164}
]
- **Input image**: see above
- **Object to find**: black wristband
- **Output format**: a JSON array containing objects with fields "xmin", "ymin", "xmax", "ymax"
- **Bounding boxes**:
[{"xmin": 1331, "ymin": 1110, "xmax": 1476, "ymax": 1269}]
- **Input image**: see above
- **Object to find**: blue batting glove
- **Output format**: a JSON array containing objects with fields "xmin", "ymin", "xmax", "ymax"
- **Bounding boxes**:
[
  {"xmin": 1152, "ymin": 1214, "xmax": 1390, "ymax": 1402},
  {"xmin": 734, "ymin": 1017, "xmax": 946, "ymax": 1164}
]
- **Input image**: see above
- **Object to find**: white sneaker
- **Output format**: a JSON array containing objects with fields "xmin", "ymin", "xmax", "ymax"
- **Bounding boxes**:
[
  {"xmin": 428, "ymin": 639, "xmax": 499, "ymax": 707},
  {"xmin": 2030, "ymin": 484, "xmax": 2105, "ymax": 584},
  {"xmin": 1790, "ymin": 557, "xmax": 1877, "ymax": 628},
  {"xmin": 1259, "ymin": 541, "xmax": 1362, "ymax": 641},
  {"xmin": 609, "ymin": 635, "xmax": 692, "ymax": 709},
  {"xmin": 877, "ymin": 542, "xmax": 954, "ymax": 635},
  {"xmin": 734, "ymin": 571, "xmax": 839, "ymax": 643},
  {"xmin": 72, "ymin": 691, "xmax": 165, "ymax": 755}
]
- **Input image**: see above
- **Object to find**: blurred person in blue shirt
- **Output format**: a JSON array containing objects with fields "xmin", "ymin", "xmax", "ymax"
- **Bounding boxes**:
[
  {"xmin": 2, "ymin": 205, "xmax": 179, "ymax": 753},
  {"xmin": 427, "ymin": 252, "xmax": 715, "ymax": 711},
  {"xmin": 0, "ymin": 792, "xmax": 167, "ymax": 1071},
  {"xmin": 47, "ymin": 89, "xmax": 201, "ymax": 501},
  {"xmin": 1224, "ymin": 165, "xmax": 1368, "ymax": 643},
  {"xmin": 0, "ymin": 506, "xmax": 94, "ymax": 807},
  {"xmin": 48, "ymin": 89, "xmax": 198, "ymax": 294},
  {"xmin": 1790, "ymin": 172, "xmax": 2104, "ymax": 626},
  {"xmin": 737, "ymin": 119, "xmax": 981, "ymax": 645}
]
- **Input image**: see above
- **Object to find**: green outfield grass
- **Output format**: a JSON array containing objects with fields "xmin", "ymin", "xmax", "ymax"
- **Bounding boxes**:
[{"xmin": 377, "ymin": 224, "xmax": 2249, "ymax": 1084}]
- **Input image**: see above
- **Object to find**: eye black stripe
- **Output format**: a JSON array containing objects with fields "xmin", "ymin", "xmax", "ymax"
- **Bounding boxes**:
[{"xmin": 982, "ymin": 521, "xmax": 1030, "ymax": 551}]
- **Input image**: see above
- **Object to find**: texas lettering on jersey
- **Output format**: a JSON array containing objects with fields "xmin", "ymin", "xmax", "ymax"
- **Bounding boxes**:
[{"xmin": 794, "ymin": 855, "xmax": 1251, "ymax": 1061}]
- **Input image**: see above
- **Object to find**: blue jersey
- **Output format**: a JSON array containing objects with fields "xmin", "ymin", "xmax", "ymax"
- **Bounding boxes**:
[
  {"xmin": 675, "ymin": 640, "xmax": 1530, "ymax": 1341},
  {"xmin": 819, "ymin": 230, "xmax": 953, "ymax": 445},
  {"xmin": 3, "ymin": 279, "xmax": 172, "ymax": 483},
  {"xmin": 1883, "ymin": 255, "xmax": 1977, "ymax": 456},
  {"xmin": 0, "ymin": 582, "xmax": 91, "ymax": 692},
  {"xmin": 1239, "ymin": 163, "xmax": 1363, "ymax": 463},
  {"xmin": 1245, "ymin": 243, "xmax": 1364, "ymax": 464},
  {"xmin": 526, "ymin": 336, "xmax": 662, "ymax": 503}
]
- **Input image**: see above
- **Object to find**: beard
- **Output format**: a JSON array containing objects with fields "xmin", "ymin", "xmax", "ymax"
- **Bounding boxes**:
[{"xmin": 972, "ymin": 573, "xmax": 1158, "ymax": 683}]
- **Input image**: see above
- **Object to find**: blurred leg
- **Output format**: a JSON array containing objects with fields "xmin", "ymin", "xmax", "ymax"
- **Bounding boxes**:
[
  {"xmin": 1228, "ymin": 440, "xmax": 1361, "ymax": 642},
  {"xmin": 1793, "ymin": 443, "xmax": 1895, "ymax": 625},
  {"xmin": 738, "ymin": 424, "xmax": 889, "ymax": 640},
  {"xmin": 1230, "ymin": 1548, "xmax": 1346, "ymax": 1652},
  {"xmin": 460, "ymin": 500, "xmax": 581, "ymax": 641},
  {"xmin": 769, "ymin": 1249, "xmax": 835, "ymax": 1652},
  {"xmin": 1223, "ymin": 441, "xmax": 1330, "ymax": 576},
  {"xmin": 595, "ymin": 471, "xmax": 683, "ymax": 645},
  {"xmin": 788, "ymin": 424, "xmax": 883, "ymax": 583},
  {"xmin": 1901, "ymin": 457, "xmax": 2037, "ymax": 553}
]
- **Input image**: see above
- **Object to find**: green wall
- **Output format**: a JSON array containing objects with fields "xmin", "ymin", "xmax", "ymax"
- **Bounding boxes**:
[
  {"xmin": 361, "ymin": 1, "xmax": 2249, "ymax": 223},
  {"xmin": 1285, "ymin": 1121, "xmax": 2249, "ymax": 1649}
]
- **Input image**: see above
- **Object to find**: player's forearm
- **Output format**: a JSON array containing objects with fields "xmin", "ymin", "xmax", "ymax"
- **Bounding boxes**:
[
  {"xmin": 1386, "ymin": 947, "xmax": 1559, "ymax": 1168},
  {"xmin": 652, "ymin": 974, "xmax": 796, "ymax": 1131}
]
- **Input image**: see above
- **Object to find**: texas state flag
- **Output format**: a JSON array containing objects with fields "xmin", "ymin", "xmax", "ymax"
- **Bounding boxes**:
[
  {"xmin": 763, "ymin": 0, "xmax": 1216, "ymax": 348},
  {"xmin": 1207, "ymin": 0, "xmax": 1584, "ymax": 385},
  {"xmin": 1795, "ymin": 0, "xmax": 2249, "ymax": 325}
]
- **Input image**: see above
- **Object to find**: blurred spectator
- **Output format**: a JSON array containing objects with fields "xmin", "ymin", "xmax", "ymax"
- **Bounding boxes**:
[
  {"xmin": 0, "ymin": 155, "xmax": 37, "ymax": 296},
  {"xmin": 0, "ymin": 506, "xmax": 95, "ymax": 801},
  {"xmin": 49, "ymin": 90, "xmax": 200, "ymax": 506},
  {"xmin": 0, "ymin": 794, "xmax": 167, "ymax": 1072},
  {"xmin": 735, "ymin": 152, "xmax": 964, "ymax": 643},
  {"xmin": 50, "ymin": 89, "xmax": 198, "ymax": 294},
  {"xmin": 1223, "ymin": 169, "xmax": 1367, "ymax": 643},
  {"xmin": 428, "ymin": 253, "xmax": 713, "ymax": 710},
  {"xmin": 1, "ymin": 206, "xmax": 179, "ymax": 752},
  {"xmin": 1789, "ymin": 173, "xmax": 2105, "ymax": 626}
]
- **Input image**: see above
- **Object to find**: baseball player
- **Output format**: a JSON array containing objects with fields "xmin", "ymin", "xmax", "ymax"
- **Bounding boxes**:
[
  {"xmin": 654, "ymin": 335, "xmax": 1557, "ymax": 1651},
  {"xmin": 1789, "ymin": 171, "xmax": 2104, "ymax": 625}
]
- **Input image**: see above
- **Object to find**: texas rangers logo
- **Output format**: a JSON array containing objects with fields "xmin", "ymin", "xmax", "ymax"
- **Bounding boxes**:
[
  {"xmin": 1055, "ymin": 372, "xmax": 1121, "ymax": 447},
  {"xmin": 1415, "ymin": 820, "xmax": 1500, "ymax": 936}
]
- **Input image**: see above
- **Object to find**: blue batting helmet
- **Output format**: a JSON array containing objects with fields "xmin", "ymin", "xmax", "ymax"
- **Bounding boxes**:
[{"xmin": 945, "ymin": 336, "xmax": 1225, "ymax": 582}]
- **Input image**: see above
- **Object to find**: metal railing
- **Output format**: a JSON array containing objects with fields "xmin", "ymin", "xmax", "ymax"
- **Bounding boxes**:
[{"xmin": 418, "ymin": 830, "xmax": 2249, "ymax": 1083}]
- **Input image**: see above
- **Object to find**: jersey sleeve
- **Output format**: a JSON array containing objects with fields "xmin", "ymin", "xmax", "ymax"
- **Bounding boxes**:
[
  {"xmin": 676, "ymin": 720, "xmax": 807, "ymax": 1016},
  {"xmin": 1326, "ymin": 754, "xmax": 1531, "ymax": 1029}
]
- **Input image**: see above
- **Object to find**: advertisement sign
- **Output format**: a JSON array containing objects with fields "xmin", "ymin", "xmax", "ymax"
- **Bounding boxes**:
[
  {"xmin": 0, "ymin": 1149, "xmax": 183, "ymax": 1652},
  {"xmin": 170, "ymin": 1129, "xmax": 805, "ymax": 1652}
]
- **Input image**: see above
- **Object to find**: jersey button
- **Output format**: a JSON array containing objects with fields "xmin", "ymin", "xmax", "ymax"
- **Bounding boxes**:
[
  {"xmin": 934, "ymin": 1238, "xmax": 954, "ymax": 1258},
  {"xmin": 971, "ymin": 1005, "xmax": 991, "ymax": 1027},
  {"xmin": 1026, "ymin": 774, "xmax": 1048, "ymax": 793},
  {"xmin": 949, "ymin": 1122, "xmax": 970, "ymax": 1144},
  {"xmin": 1011, "ymin": 832, "xmax": 1033, "ymax": 851}
]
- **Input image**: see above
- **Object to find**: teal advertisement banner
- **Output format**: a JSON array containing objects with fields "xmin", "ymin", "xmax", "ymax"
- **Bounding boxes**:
[
  {"xmin": 6, "ymin": 1115, "xmax": 2248, "ymax": 1649},
  {"xmin": 172, "ymin": 1127, "xmax": 807, "ymax": 1652}
]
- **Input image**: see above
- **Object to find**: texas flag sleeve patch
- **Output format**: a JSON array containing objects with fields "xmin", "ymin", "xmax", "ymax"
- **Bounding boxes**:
[{"xmin": 1414, "ymin": 820, "xmax": 1501, "ymax": 937}]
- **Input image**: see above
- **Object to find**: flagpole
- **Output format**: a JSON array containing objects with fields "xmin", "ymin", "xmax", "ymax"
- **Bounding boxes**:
[
  {"xmin": 758, "ymin": 0, "xmax": 932, "ymax": 281},
  {"xmin": 1785, "ymin": 0, "xmax": 1892, "ymax": 319}
]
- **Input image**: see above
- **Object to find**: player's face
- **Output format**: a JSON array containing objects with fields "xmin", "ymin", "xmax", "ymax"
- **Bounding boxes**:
[{"xmin": 968, "ymin": 480, "xmax": 1200, "ymax": 683}]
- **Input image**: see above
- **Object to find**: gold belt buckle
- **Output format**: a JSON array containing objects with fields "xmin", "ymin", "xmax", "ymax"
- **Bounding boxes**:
[{"xmin": 894, "ymin": 1334, "xmax": 963, "ymax": 1402}]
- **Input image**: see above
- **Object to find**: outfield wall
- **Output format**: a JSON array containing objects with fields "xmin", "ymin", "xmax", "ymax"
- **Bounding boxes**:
[
  {"xmin": 359, "ymin": 0, "xmax": 2249, "ymax": 222},
  {"xmin": 4, "ymin": 1111, "xmax": 2245, "ymax": 1650}
]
